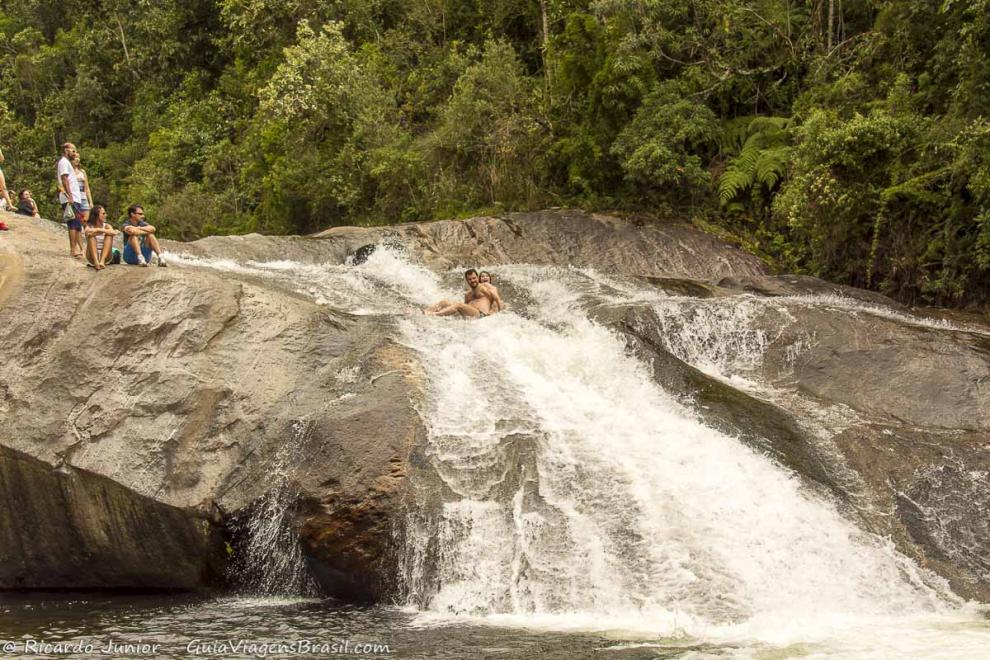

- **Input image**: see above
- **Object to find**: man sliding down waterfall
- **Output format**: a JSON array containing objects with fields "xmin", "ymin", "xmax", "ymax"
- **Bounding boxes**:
[{"xmin": 424, "ymin": 268, "xmax": 502, "ymax": 318}]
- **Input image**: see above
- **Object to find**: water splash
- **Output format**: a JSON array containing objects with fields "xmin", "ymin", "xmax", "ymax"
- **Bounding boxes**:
[
  {"xmin": 172, "ymin": 248, "xmax": 989, "ymax": 653},
  {"xmin": 229, "ymin": 420, "xmax": 319, "ymax": 597}
]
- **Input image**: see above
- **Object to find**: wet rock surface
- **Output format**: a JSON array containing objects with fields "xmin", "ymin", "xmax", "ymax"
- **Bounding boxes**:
[
  {"xmin": 831, "ymin": 425, "xmax": 990, "ymax": 602},
  {"xmin": 594, "ymin": 291, "xmax": 990, "ymax": 602},
  {"xmin": 1, "ymin": 209, "xmax": 988, "ymax": 603},
  {"xmin": 0, "ymin": 445, "xmax": 225, "ymax": 589},
  {"xmin": 0, "ymin": 216, "xmax": 422, "ymax": 597}
]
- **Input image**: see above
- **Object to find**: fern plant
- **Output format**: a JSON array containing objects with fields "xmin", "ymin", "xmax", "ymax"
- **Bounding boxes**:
[{"xmin": 718, "ymin": 116, "xmax": 793, "ymax": 211}]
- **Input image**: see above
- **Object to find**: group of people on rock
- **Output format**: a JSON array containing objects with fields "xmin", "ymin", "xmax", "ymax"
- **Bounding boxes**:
[
  {"xmin": 425, "ymin": 269, "xmax": 504, "ymax": 319},
  {"xmin": 0, "ymin": 142, "xmax": 167, "ymax": 270},
  {"xmin": 4, "ymin": 144, "xmax": 514, "ymax": 309},
  {"xmin": 58, "ymin": 142, "xmax": 167, "ymax": 269}
]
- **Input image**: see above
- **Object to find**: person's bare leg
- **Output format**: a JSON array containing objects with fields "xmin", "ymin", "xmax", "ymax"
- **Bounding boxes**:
[
  {"xmin": 99, "ymin": 237, "xmax": 113, "ymax": 266},
  {"xmin": 434, "ymin": 303, "xmax": 481, "ymax": 318},
  {"xmin": 69, "ymin": 229, "xmax": 82, "ymax": 257},
  {"xmin": 86, "ymin": 236, "xmax": 102, "ymax": 269},
  {"xmin": 127, "ymin": 234, "xmax": 147, "ymax": 265},
  {"xmin": 145, "ymin": 233, "xmax": 162, "ymax": 255},
  {"xmin": 424, "ymin": 299, "xmax": 455, "ymax": 314}
]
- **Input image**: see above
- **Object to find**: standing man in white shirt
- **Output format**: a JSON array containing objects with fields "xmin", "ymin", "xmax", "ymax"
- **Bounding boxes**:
[{"xmin": 57, "ymin": 142, "xmax": 85, "ymax": 257}]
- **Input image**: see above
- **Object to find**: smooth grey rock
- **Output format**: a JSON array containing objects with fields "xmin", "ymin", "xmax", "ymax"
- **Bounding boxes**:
[{"xmin": 180, "ymin": 209, "xmax": 770, "ymax": 281}]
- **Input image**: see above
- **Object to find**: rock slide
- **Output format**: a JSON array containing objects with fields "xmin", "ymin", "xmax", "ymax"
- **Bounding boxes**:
[{"xmin": 0, "ymin": 209, "xmax": 986, "ymax": 602}]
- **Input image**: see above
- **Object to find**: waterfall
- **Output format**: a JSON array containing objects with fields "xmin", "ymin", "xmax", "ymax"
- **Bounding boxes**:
[
  {"xmin": 173, "ymin": 249, "xmax": 982, "ymax": 648},
  {"xmin": 229, "ymin": 420, "xmax": 319, "ymax": 597},
  {"xmin": 393, "ymin": 265, "xmax": 959, "ymax": 643}
]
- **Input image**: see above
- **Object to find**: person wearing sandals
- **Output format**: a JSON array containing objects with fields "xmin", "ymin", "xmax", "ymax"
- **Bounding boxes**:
[
  {"xmin": 57, "ymin": 142, "xmax": 86, "ymax": 257},
  {"xmin": 84, "ymin": 205, "xmax": 117, "ymax": 270},
  {"xmin": 120, "ymin": 204, "xmax": 167, "ymax": 267},
  {"xmin": 72, "ymin": 152, "xmax": 93, "ymax": 223}
]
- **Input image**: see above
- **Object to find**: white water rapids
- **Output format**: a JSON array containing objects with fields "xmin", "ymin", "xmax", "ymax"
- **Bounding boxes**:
[{"xmin": 173, "ymin": 247, "xmax": 989, "ymax": 658}]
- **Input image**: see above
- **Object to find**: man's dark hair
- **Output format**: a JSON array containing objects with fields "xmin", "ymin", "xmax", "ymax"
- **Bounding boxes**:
[
  {"xmin": 127, "ymin": 204, "xmax": 143, "ymax": 217},
  {"xmin": 464, "ymin": 269, "xmax": 478, "ymax": 278}
]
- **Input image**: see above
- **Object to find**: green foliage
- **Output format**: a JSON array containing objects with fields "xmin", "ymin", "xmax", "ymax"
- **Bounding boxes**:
[
  {"xmin": 611, "ymin": 81, "xmax": 719, "ymax": 208},
  {"xmin": 429, "ymin": 40, "xmax": 547, "ymax": 211},
  {"xmin": 717, "ymin": 116, "xmax": 792, "ymax": 210},
  {"xmin": 0, "ymin": 0, "xmax": 988, "ymax": 307}
]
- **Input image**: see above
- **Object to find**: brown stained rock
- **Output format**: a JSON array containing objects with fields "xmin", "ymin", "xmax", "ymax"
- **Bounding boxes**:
[{"xmin": 0, "ymin": 218, "xmax": 424, "ymax": 596}]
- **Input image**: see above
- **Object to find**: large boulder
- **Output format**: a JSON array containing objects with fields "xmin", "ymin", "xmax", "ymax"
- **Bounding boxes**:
[
  {"xmin": 597, "ymin": 279, "xmax": 990, "ymax": 601},
  {"xmin": 181, "ymin": 209, "xmax": 770, "ymax": 281},
  {"xmin": 0, "ymin": 445, "xmax": 224, "ymax": 589},
  {"xmin": 0, "ymin": 216, "xmax": 423, "ymax": 598}
]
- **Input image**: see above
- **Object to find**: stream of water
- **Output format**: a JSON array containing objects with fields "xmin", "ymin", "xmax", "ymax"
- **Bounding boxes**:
[{"xmin": 4, "ymin": 247, "xmax": 988, "ymax": 659}]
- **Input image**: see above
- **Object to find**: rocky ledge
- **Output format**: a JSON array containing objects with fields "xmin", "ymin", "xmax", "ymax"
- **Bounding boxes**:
[{"xmin": 1, "ymin": 208, "xmax": 987, "ymax": 603}]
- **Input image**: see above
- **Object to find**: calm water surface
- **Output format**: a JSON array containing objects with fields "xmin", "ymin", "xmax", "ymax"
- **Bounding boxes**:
[{"xmin": 0, "ymin": 593, "xmax": 730, "ymax": 659}]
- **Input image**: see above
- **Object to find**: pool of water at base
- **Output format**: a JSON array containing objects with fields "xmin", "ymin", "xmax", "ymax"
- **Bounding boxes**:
[{"xmin": 0, "ymin": 593, "xmax": 777, "ymax": 660}]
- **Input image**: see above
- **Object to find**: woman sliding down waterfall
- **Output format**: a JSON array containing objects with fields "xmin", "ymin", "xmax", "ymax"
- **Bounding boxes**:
[{"xmin": 425, "ymin": 268, "xmax": 501, "ymax": 318}]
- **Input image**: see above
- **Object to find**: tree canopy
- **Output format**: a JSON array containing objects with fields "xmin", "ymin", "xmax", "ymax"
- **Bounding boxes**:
[{"xmin": 1, "ymin": 0, "xmax": 988, "ymax": 307}]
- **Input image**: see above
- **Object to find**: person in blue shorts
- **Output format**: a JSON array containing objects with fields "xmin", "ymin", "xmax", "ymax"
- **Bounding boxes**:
[
  {"xmin": 57, "ymin": 142, "xmax": 86, "ymax": 257},
  {"xmin": 120, "ymin": 204, "xmax": 167, "ymax": 267}
]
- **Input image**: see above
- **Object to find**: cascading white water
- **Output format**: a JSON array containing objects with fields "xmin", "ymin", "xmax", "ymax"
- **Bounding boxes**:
[
  {"xmin": 173, "ymin": 249, "xmax": 989, "ymax": 655},
  {"xmin": 231, "ymin": 420, "xmax": 319, "ymax": 596},
  {"xmin": 394, "ymin": 266, "xmax": 965, "ymax": 640}
]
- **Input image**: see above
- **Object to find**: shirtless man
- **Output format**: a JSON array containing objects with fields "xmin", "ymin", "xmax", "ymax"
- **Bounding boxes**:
[{"xmin": 425, "ymin": 269, "xmax": 499, "ymax": 318}]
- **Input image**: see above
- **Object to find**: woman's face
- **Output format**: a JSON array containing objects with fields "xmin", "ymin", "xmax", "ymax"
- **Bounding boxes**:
[
  {"xmin": 479, "ymin": 273, "xmax": 491, "ymax": 284},
  {"xmin": 97, "ymin": 208, "xmax": 106, "ymax": 221}
]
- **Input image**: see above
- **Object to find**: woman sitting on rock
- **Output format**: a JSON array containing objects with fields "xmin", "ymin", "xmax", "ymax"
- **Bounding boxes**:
[{"xmin": 84, "ymin": 205, "xmax": 117, "ymax": 270}]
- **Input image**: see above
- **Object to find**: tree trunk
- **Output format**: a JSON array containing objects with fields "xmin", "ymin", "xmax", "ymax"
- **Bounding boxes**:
[
  {"xmin": 827, "ymin": 0, "xmax": 835, "ymax": 51},
  {"xmin": 539, "ymin": 0, "xmax": 552, "ymax": 97}
]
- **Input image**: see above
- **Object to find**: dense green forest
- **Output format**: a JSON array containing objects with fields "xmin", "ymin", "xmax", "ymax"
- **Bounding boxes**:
[{"xmin": 1, "ymin": 1, "xmax": 988, "ymax": 307}]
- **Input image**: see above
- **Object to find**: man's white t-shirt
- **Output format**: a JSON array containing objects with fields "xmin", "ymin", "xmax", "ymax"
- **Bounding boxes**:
[{"xmin": 57, "ymin": 156, "xmax": 79, "ymax": 204}]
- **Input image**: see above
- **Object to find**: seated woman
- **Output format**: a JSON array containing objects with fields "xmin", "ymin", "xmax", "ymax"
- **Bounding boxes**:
[
  {"xmin": 478, "ymin": 271, "xmax": 505, "ymax": 312},
  {"xmin": 84, "ymin": 205, "xmax": 117, "ymax": 270}
]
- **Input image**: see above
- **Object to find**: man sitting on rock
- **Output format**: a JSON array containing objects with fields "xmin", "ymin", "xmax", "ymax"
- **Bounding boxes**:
[
  {"xmin": 120, "ymin": 204, "xmax": 167, "ymax": 267},
  {"xmin": 425, "ymin": 269, "xmax": 499, "ymax": 318}
]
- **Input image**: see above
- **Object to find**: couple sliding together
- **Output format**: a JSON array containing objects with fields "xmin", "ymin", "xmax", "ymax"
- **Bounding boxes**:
[{"xmin": 425, "ymin": 269, "xmax": 504, "ymax": 319}]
